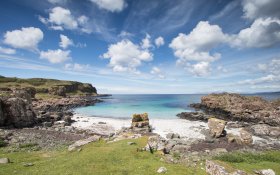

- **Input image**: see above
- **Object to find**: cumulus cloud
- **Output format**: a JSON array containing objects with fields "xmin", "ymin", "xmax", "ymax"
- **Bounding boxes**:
[
  {"xmin": 64, "ymin": 63, "xmax": 89, "ymax": 71},
  {"xmin": 0, "ymin": 46, "xmax": 16, "ymax": 54},
  {"xmin": 242, "ymin": 0, "xmax": 280, "ymax": 20},
  {"xmin": 39, "ymin": 7, "xmax": 91, "ymax": 33},
  {"xmin": 190, "ymin": 61, "xmax": 211, "ymax": 77},
  {"xmin": 40, "ymin": 49, "xmax": 71, "ymax": 63},
  {"xmin": 141, "ymin": 34, "xmax": 152, "ymax": 49},
  {"xmin": 90, "ymin": 0, "xmax": 127, "ymax": 12},
  {"xmin": 169, "ymin": 21, "xmax": 228, "ymax": 76},
  {"xmin": 257, "ymin": 59, "xmax": 280, "ymax": 75},
  {"xmin": 170, "ymin": 21, "xmax": 227, "ymax": 63},
  {"xmin": 48, "ymin": 0, "xmax": 66, "ymax": 4},
  {"xmin": 154, "ymin": 36, "xmax": 164, "ymax": 47},
  {"xmin": 102, "ymin": 39, "xmax": 153, "ymax": 73},
  {"xmin": 3, "ymin": 27, "xmax": 43, "ymax": 51},
  {"xmin": 231, "ymin": 18, "xmax": 280, "ymax": 48},
  {"xmin": 59, "ymin": 34, "xmax": 73, "ymax": 49},
  {"xmin": 150, "ymin": 66, "xmax": 165, "ymax": 79}
]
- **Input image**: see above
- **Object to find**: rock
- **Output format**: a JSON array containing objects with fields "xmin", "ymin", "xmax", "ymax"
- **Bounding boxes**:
[
  {"xmin": 127, "ymin": 142, "xmax": 136, "ymax": 145},
  {"xmin": 206, "ymin": 160, "xmax": 248, "ymax": 175},
  {"xmin": 0, "ymin": 158, "xmax": 10, "ymax": 164},
  {"xmin": 98, "ymin": 122, "xmax": 106, "ymax": 124},
  {"xmin": 166, "ymin": 133, "xmax": 180, "ymax": 139},
  {"xmin": 145, "ymin": 135, "xmax": 165, "ymax": 152},
  {"xmin": 177, "ymin": 111, "xmax": 210, "ymax": 121},
  {"xmin": 250, "ymin": 124, "xmax": 280, "ymax": 138},
  {"xmin": 239, "ymin": 129, "xmax": 253, "ymax": 145},
  {"xmin": 157, "ymin": 167, "xmax": 167, "ymax": 173},
  {"xmin": 0, "ymin": 96, "xmax": 36, "ymax": 127},
  {"xmin": 210, "ymin": 148, "xmax": 228, "ymax": 156},
  {"xmin": 23, "ymin": 162, "xmax": 34, "ymax": 167},
  {"xmin": 208, "ymin": 118, "xmax": 227, "ymax": 138},
  {"xmin": 187, "ymin": 93, "xmax": 280, "ymax": 126},
  {"xmin": 43, "ymin": 122, "xmax": 52, "ymax": 127},
  {"xmin": 226, "ymin": 133, "xmax": 237, "ymax": 143},
  {"xmin": 64, "ymin": 115, "xmax": 72, "ymax": 126},
  {"xmin": 68, "ymin": 135, "xmax": 101, "ymax": 151},
  {"xmin": 170, "ymin": 144, "xmax": 190, "ymax": 153},
  {"xmin": 131, "ymin": 113, "xmax": 149, "ymax": 128},
  {"xmin": 255, "ymin": 169, "xmax": 275, "ymax": 175},
  {"xmin": 49, "ymin": 86, "xmax": 66, "ymax": 97}
]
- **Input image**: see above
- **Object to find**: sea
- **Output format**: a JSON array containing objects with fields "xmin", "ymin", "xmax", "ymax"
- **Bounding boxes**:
[{"xmin": 74, "ymin": 93, "xmax": 280, "ymax": 119}]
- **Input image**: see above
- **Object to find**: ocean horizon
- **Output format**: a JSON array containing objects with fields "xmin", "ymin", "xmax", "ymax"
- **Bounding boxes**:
[{"xmin": 75, "ymin": 93, "xmax": 280, "ymax": 119}]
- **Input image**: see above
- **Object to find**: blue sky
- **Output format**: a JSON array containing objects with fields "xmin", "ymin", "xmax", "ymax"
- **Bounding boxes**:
[{"xmin": 0, "ymin": 0, "xmax": 280, "ymax": 94}]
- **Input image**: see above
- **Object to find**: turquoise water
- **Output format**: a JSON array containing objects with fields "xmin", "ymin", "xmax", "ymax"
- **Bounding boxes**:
[{"xmin": 74, "ymin": 93, "xmax": 280, "ymax": 119}]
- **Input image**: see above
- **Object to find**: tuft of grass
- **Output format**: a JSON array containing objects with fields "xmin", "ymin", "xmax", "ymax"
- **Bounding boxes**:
[
  {"xmin": 0, "ymin": 138, "xmax": 7, "ymax": 147},
  {"xmin": 19, "ymin": 143, "xmax": 38, "ymax": 149}
]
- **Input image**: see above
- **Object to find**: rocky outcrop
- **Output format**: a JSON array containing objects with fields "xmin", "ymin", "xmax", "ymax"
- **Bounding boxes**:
[
  {"xmin": 250, "ymin": 124, "xmax": 280, "ymax": 138},
  {"xmin": 0, "ymin": 90, "xmax": 36, "ymax": 127},
  {"xmin": 187, "ymin": 93, "xmax": 280, "ymax": 126},
  {"xmin": 206, "ymin": 160, "xmax": 248, "ymax": 175},
  {"xmin": 32, "ymin": 97, "xmax": 102, "ymax": 112},
  {"xmin": 177, "ymin": 111, "xmax": 210, "ymax": 121},
  {"xmin": 208, "ymin": 118, "xmax": 227, "ymax": 138},
  {"xmin": 68, "ymin": 135, "xmax": 101, "ymax": 151}
]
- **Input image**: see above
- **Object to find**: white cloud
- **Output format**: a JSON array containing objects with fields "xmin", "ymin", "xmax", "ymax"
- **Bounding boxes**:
[
  {"xmin": 169, "ymin": 21, "xmax": 228, "ymax": 76},
  {"xmin": 64, "ymin": 63, "xmax": 89, "ymax": 71},
  {"xmin": 0, "ymin": 46, "xmax": 16, "ymax": 54},
  {"xmin": 170, "ymin": 21, "xmax": 227, "ymax": 63},
  {"xmin": 90, "ymin": 0, "xmax": 127, "ymax": 12},
  {"xmin": 48, "ymin": 0, "xmax": 66, "ymax": 4},
  {"xmin": 150, "ymin": 66, "xmax": 165, "ymax": 79},
  {"xmin": 3, "ymin": 27, "xmax": 43, "ymax": 51},
  {"xmin": 242, "ymin": 0, "xmax": 280, "ymax": 20},
  {"xmin": 59, "ymin": 34, "xmax": 73, "ymax": 49},
  {"xmin": 231, "ymin": 18, "xmax": 280, "ymax": 48},
  {"xmin": 238, "ymin": 74, "xmax": 280, "ymax": 85},
  {"xmin": 102, "ymin": 39, "xmax": 153, "ymax": 73},
  {"xmin": 257, "ymin": 59, "xmax": 280, "ymax": 75},
  {"xmin": 141, "ymin": 34, "xmax": 152, "ymax": 49},
  {"xmin": 190, "ymin": 61, "xmax": 211, "ymax": 77},
  {"xmin": 40, "ymin": 49, "xmax": 71, "ymax": 63},
  {"xmin": 39, "ymin": 7, "xmax": 91, "ymax": 33},
  {"xmin": 154, "ymin": 36, "xmax": 165, "ymax": 47}
]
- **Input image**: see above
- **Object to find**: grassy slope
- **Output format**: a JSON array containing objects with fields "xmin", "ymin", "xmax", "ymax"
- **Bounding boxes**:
[
  {"xmin": 0, "ymin": 137, "xmax": 206, "ymax": 175},
  {"xmin": 214, "ymin": 151, "xmax": 280, "ymax": 174},
  {"xmin": 1, "ymin": 137, "xmax": 280, "ymax": 175}
]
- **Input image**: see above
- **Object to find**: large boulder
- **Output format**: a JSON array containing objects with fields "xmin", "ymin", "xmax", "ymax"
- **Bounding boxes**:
[
  {"xmin": 250, "ymin": 124, "xmax": 280, "ymax": 138},
  {"xmin": 239, "ymin": 129, "xmax": 253, "ymax": 145},
  {"xmin": 131, "ymin": 113, "xmax": 149, "ymax": 128},
  {"xmin": 145, "ymin": 135, "xmax": 166, "ymax": 152},
  {"xmin": 208, "ymin": 118, "xmax": 227, "ymax": 138},
  {"xmin": 3, "ymin": 97, "xmax": 36, "ymax": 127}
]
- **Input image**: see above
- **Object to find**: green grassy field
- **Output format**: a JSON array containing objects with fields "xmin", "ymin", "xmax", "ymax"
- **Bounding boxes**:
[
  {"xmin": 1, "ymin": 137, "xmax": 279, "ymax": 175},
  {"xmin": 0, "ymin": 137, "xmax": 206, "ymax": 175}
]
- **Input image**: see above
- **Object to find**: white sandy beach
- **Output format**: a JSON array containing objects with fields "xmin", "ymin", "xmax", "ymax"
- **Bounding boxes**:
[{"xmin": 72, "ymin": 113, "xmax": 273, "ymax": 144}]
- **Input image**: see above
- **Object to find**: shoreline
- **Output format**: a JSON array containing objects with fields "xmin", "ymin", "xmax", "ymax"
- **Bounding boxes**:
[{"xmin": 71, "ymin": 113, "xmax": 276, "ymax": 145}]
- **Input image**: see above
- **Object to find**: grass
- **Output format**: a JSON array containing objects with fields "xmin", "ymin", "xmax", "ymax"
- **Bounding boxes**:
[
  {"xmin": 214, "ymin": 151, "xmax": 280, "ymax": 174},
  {"xmin": 0, "ymin": 137, "xmax": 206, "ymax": 175}
]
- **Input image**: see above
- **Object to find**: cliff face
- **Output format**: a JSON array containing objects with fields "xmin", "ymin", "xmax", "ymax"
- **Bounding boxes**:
[{"xmin": 0, "ymin": 76, "xmax": 97, "ymax": 97}]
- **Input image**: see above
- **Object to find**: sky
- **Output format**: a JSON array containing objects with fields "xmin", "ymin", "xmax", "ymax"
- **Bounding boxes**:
[{"xmin": 0, "ymin": 0, "xmax": 280, "ymax": 94}]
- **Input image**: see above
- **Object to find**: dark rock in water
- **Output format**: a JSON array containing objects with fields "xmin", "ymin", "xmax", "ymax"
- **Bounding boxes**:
[{"xmin": 176, "ymin": 112, "xmax": 210, "ymax": 121}]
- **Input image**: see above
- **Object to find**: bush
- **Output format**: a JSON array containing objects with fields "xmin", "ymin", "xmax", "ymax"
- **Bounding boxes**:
[{"xmin": 0, "ymin": 138, "xmax": 7, "ymax": 147}]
